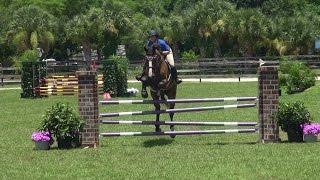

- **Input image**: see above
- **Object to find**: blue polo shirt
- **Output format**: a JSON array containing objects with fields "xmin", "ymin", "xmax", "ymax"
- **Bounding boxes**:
[{"xmin": 147, "ymin": 39, "xmax": 171, "ymax": 51}]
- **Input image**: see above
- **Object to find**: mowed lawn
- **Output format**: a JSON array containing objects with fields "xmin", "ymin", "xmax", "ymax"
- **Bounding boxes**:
[{"xmin": 1, "ymin": 82, "xmax": 320, "ymax": 179}]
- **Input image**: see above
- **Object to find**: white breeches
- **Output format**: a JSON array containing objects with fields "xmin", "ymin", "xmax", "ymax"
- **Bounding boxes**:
[{"xmin": 164, "ymin": 49, "xmax": 174, "ymax": 66}]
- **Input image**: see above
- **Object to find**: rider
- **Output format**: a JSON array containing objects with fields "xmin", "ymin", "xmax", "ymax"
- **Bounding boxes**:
[{"xmin": 136, "ymin": 30, "xmax": 182, "ymax": 84}]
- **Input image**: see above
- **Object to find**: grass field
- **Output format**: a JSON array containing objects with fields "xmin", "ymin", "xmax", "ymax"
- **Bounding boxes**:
[{"xmin": 1, "ymin": 82, "xmax": 320, "ymax": 179}]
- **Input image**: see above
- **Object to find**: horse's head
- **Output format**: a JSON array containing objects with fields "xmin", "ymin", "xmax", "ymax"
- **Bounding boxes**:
[
  {"xmin": 143, "ymin": 45, "xmax": 162, "ymax": 77},
  {"xmin": 141, "ymin": 44, "xmax": 167, "ymax": 88}
]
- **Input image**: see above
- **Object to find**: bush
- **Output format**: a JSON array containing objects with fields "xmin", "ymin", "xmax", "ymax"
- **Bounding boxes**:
[
  {"xmin": 102, "ymin": 55, "xmax": 128, "ymax": 97},
  {"xmin": 277, "ymin": 101, "xmax": 312, "ymax": 142},
  {"xmin": 20, "ymin": 61, "xmax": 46, "ymax": 98},
  {"xmin": 40, "ymin": 103, "xmax": 84, "ymax": 149},
  {"xmin": 279, "ymin": 60, "xmax": 316, "ymax": 94},
  {"xmin": 14, "ymin": 50, "xmax": 39, "ymax": 69},
  {"xmin": 181, "ymin": 50, "xmax": 199, "ymax": 63}
]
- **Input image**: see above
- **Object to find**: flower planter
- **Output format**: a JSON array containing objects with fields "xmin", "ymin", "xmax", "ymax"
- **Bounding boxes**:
[
  {"xmin": 303, "ymin": 134, "xmax": 318, "ymax": 143},
  {"xmin": 34, "ymin": 141, "xmax": 50, "ymax": 150}
]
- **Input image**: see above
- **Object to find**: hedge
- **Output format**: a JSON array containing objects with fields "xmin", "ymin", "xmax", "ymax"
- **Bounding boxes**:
[
  {"xmin": 101, "ymin": 56, "xmax": 128, "ymax": 97},
  {"xmin": 21, "ymin": 61, "xmax": 46, "ymax": 98}
]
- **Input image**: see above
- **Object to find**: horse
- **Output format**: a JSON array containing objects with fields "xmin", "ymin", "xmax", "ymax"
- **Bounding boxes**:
[{"xmin": 140, "ymin": 45, "xmax": 177, "ymax": 137}]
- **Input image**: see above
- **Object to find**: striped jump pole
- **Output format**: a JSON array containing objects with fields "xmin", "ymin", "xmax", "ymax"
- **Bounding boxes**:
[
  {"xmin": 100, "ymin": 97, "xmax": 257, "ymax": 105},
  {"xmin": 100, "ymin": 120, "xmax": 257, "ymax": 126},
  {"xmin": 100, "ymin": 129, "xmax": 258, "ymax": 137},
  {"xmin": 99, "ymin": 103, "xmax": 256, "ymax": 118}
]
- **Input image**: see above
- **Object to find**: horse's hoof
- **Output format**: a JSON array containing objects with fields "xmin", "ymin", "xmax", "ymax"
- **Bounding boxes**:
[
  {"xmin": 155, "ymin": 128, "xmax": 162, "ymax": 132},
  {"xmin": 141, "ymin": 90, "xmax": 148, "ymax": 98}
]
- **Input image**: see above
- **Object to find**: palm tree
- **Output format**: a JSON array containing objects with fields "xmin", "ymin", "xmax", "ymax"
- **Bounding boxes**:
[
  {"xmin": 185, "ymin": 0, "xmax": 234, "ymax": 57},
  {"xmin": 7, "ymin": 5, "xmax": 55, "ymax": 58},
  {"xmin": 228, "ymin": 8, "xmax": 268, "ymax": 57}
]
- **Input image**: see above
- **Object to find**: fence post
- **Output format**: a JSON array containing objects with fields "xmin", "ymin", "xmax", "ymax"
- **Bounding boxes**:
[
  {"xmin": 258, "ymin": 66, "xmax": 280, "ymax": 143},
  {"xmin": 77, "ymin": 71, "xmax": 99, "ymax": 147},
  {"xmin": 0, "ymin": 63, "xmax": 3, "ymax": 87}
]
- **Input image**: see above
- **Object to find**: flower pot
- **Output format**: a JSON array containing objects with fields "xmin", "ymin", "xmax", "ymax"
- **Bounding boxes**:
[
  {"xmin": 34, "ymin": 141, "xmax": 50, "ymax": 150},
  {"xmin": 303, "ymin": 134, "xmax": 318, "ymax": 143},
  {"xmin": 287, "ymin": 129, "xmax": 303, "ymax": 142}
]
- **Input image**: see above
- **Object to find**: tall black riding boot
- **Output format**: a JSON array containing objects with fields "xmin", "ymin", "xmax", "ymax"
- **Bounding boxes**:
[{"xmin": 171, "ymin": 66, "xmax": 182, "ymax": 84}]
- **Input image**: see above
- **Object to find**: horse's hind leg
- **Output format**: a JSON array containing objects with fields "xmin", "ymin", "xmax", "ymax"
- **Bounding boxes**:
[
  {"xmin": 154, "ymin": 103, "xmax": 161, "ymax": 132},
  {"xmin": 169, "ymin": 103, "xmax": 175, "ymax": 138},
  {"xmin": 152, "ymin": 92, "xmax": 161, "ymax": 132}
]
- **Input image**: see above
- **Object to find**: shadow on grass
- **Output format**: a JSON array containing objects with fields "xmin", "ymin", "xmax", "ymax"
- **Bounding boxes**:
[
  {"xmin": 206, "ymin": 141, "xmax": 258, "ymax": 146},
  {"xmin": 143, "ymin": 138, "xmax": 174, "ymax": 148}
]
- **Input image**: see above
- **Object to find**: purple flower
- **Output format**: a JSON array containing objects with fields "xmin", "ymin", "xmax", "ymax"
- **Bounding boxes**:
[
  {"xmin": 301, "ymin": 123, "xmax": 320, "ymax": 135},
  {"xmin": 31, "ymin": 131, "xmax": 52, "ymax": 142}
]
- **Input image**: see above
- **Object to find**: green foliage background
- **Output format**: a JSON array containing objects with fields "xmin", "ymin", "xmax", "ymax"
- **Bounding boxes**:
[{"xmin": 1, "ymin": 0, "xmax": 320, "ymax": 64}]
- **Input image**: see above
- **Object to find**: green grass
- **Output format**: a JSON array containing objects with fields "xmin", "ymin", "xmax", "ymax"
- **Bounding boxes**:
[{"xmin": 0, "ymin": 82, "xmax": 320, "ymax": 179}]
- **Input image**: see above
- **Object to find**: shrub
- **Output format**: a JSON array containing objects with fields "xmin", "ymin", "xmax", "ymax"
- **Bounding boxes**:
[
  {"xmin": 102, "ymin": 55, "xmax": 128, "ymax": 97},
  {"xmin": 277, "ymin": 101, "xmax": 312, "ymax": 142},
  {"xmin": 20, "ymin": 61, "xmax": 46, "ymax": 98},
  {"xmin": 40, "ymin": 103, "xmax": 84, "ymax": 149},
  {"xmin": 279, "ymin": 60, "xmax": 316, "ymax": 94},
  {"xmin": 14, "ymin": 50, "xmax": 39, "ymax": 69},
  {"xmin": 181, "ymin": 50, "xmax": 199, "ymax": 63}
]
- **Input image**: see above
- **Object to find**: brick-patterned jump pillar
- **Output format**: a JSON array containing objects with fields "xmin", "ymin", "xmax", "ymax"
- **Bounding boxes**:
[
  {"xmin": 77, "ymin": 71, "xmax": 99, "ymax": 147},
  {"xmin": 258, "ymin": 66, "xmax": 280, "ymax": 143}
]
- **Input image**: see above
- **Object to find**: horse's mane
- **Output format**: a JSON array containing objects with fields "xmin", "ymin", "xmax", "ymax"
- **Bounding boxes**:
[{"xmin": 145, "ymin": 43, "xmax": 164, "ymax": 59}]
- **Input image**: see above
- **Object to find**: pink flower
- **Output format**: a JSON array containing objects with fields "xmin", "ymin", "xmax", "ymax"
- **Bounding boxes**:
[
  {"xmin": 31, "ymin": 131, "xmax": 52, "ymax": 142},
  {"xmin": 301, "ymin": 123, "xmax": 320, "ymax": 135}
]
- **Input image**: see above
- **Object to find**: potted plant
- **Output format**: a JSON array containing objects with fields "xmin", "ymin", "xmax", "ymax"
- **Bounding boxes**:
[
  {"xmin": 276, "ymin": 101, "xmax": 311, "ymax": 142},
  {"xmin": 40, "ymin": 103, "xmax": 84, "ymax": 149},
  {"xmin": 301, "ymin": 123, "xmax": 320, "ymax": 142},
  {"xmin": 31, "ymin": 131, "xmax": 52, "ymax": 150}
]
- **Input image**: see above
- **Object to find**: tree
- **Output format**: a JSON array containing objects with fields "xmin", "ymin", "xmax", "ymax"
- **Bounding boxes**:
[
  {"xmin": 228, "ymin": 8, "xmax": 268, "ymax": 56},
  {"xmin": 65, "ymin": 7, "xmax": 106, "ymax": 69},
  {"xmin": 7, "ymin": 5, "xmax": 56, "ymax": 58},
  {"xmin": 185, "ymin": 0, "xmax": 235, "ymax": 57}
]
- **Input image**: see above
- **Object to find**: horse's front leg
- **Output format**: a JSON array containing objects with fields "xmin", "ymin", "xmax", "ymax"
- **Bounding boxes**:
[
  {"xmin": 141, "ymin": 83, "xmax": 148, "ymax": 98},
  {"xmin": 140, "ymin": 76, "xmax": 150, "ymax": 98}
]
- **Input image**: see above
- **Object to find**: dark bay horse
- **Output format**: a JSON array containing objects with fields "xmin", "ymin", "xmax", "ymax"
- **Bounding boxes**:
[{"xmin": 140, "ymin": 45, "xmax": 177, "ymax": 137}]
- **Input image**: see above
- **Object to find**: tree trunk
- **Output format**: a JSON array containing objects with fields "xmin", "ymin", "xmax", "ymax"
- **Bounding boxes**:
[
  {"xmin": 199, "ymin": 47, "xmax": 206, "ymax": 58},
  {"xmin": 82, "ymin": 41, "xmax": 92, "ymax": 71},
  {"xmin": 244, "ymin": 41, "xmax": 253, "ymax": 57},
  {"xmin": 97, "ymin": 48, "xmax": 102, "ymax": 62},
  {"xmin": 213, "ymin": 38, "xmax": 222, "ymax": 58},
  {"xmin": 172, "ymin": 42, "xmax": 180, "ymax": 61}
]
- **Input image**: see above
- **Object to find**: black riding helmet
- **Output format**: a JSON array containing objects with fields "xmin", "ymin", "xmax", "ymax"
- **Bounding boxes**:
[{"xmin": 149, "ymin": 30, "xmax": 159, "ymax": 37}]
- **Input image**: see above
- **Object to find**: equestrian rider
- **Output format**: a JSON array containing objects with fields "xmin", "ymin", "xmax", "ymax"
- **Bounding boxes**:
[{"xmin": 136, "ymin": 30, "xmax": 182, "ymax": 84}]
